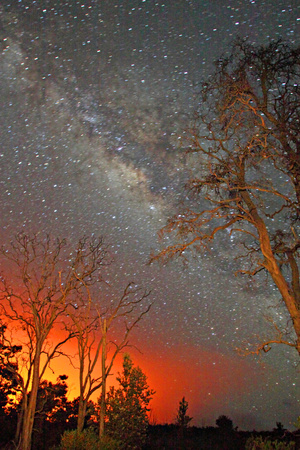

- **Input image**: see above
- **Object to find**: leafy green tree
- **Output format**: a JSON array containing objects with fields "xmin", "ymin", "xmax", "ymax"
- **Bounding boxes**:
[
  {"xmin": 104, "ymin": 354, "xmax": 155, "ymax": 449},
  {"xmin": 175, "ymin": 397, "xmax": 192, "ymax": 428},
  {"xmin": 152, "ymin": 39, "xmax": 300, "ymax": 356}
]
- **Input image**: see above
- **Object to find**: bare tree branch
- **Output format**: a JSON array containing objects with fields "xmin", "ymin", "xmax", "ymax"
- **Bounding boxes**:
[
  {"xmin": 0, "ymin": 233, "xmax": 108, "ymax": 450},
  {"xmin": 151, "ymin": 39, "xmax": 300, "ymax": 356}
]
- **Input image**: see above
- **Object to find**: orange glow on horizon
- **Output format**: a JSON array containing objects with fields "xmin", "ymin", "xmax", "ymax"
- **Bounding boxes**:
[
  {"xmin": 131, "ymin": 345, "xmax": 259, "ymax": 427},
  {"xmin": 46, "ymin": 338, "xmax": 260, "ymax": 428},
  {"xmin": 3, "ymin": 315, "xmax": 261, "ymax": 428}
]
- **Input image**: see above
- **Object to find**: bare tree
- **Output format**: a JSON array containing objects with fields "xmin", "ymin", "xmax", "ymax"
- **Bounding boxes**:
[
  {"xmin": 68, "ymin": 279, "xmax": 151, "ymax": 435},
  {"xmin": 0, "ymin": 234, "xmax": 107, "ymax": 450},
  {"xmin": 152, "ymin": 39, "xmax": 300, "ymax": 356},
  {"xmin": 98, "ymin": 283, "xmax": 151, "ymax": 439},
  {"xmin": 67, "ymin": 289, "xmax": 102, "ymax": 435}
]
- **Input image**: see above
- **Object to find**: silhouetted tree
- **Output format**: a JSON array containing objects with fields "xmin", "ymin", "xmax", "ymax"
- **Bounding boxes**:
[
  {"xmin": 216, "ymin": 415, "xmax": 233, "ymax": 431},
  {"xmin": 273, "ymin": 421, "xmax": 286, "ymax": 435},
  {"xmin": 0, "ymin": 321, "xmax": 22, "ymax": 408},
  {"xmin": 175, "ymin": 396, "xmax": 192, "ymax": 428},
  {"xmin": 31, "ymin": 375, "xmax": 72, "ymax": 449},
  {"xmin": 152, "ymin": 39, "xmax": 300, "ymax": 356},
  {"xmin": 0, "ymin": 233, "xmax": 107, "ymax": 450},
  {"xmin": 0, "ymin": 320, "xmax": 20, "ymax": 446},
  {"xmin": 105, "ymin": 354, "xmax": 155, "ymax": 449}
]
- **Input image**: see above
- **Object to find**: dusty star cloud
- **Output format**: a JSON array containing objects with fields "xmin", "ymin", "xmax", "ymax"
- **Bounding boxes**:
[{"xmin": 0, "ymin": 0, "xmax": 299, "ymax": 430}]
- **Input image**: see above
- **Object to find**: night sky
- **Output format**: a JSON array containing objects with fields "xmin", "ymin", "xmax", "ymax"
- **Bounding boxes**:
[{"xmin": 1, "ymin": 0, "xmax": 299, "ymax": 430}]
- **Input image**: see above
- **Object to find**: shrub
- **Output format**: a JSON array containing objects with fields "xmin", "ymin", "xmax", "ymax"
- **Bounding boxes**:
[
  {"xmin": 99, "ymin": 435, "xmax": 121, "ymax": 450},
  {"xmin": 245, "ymin": 435, "xmax": 296, "ymax": 450},
  {"xmin": 58, "ymin": 429, "xmax": 120, "ymax": 450}
]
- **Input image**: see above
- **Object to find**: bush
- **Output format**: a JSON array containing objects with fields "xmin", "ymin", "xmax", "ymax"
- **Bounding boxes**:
[
  {"xmin": 58, "ymin": 429, "xmax": 120, "ymax": 450},
  {"xmin": 99, "ymin": 435, "xmax": 121, "ymax": 450},
  {"xmin": 245, "ymin": 435, "xmax": 296, "ymax": 450}
]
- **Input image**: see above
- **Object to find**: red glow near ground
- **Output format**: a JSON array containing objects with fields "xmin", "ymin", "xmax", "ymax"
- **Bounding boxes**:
[
  {"xmin": 3, "ymin": 295, "xmax": 261, "ymax": 430},
  {"xmin": 133, "ymin": 345, "xmax": 259, "ymax": 427},
  {"xmin": 46, "ymin": 337, "xmax": 259, "ymax": 429}
]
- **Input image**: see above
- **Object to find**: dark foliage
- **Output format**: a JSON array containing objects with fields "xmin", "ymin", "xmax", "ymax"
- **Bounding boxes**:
[
  {"xmin": 216, "ymin": 414, "xmax": 234, "ymax": 431},
  {"xmin": 0, "ymin": 321, "xmax": 21, "ymax": 447},
  {"xmin": 31, "ymin": 376, "xmax": 76, "ymax": 450},
  {"xmin": 146, "ymin": 425, "xmax": 299, "ymax": 450}
]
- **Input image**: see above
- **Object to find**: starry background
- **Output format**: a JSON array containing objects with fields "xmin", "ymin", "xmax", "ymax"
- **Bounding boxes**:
[{"xmin": 0, "ymin": 0, "xmax": 299, "ymax": 430}]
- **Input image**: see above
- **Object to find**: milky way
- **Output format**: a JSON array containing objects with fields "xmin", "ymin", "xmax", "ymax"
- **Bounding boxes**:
[{"xmin": 0, "ymin": 0, "xmax": 299, "ymax": 430}]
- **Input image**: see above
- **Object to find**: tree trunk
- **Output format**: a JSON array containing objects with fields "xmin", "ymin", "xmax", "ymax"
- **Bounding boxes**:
[
  {"xmin": 99, "ymin": 319, "xmax": 107, "ymax": 439},
  {"xmin": 258, "ymin": 213, "xmax": 300, "ymax": 355},
  {"xmin": 77, "ymin": 397, "xmax": 87, "ymax": 433},
  {"xmin": 264, "ymin": 254, "xmax": 300, "ymax": 355},
  {"xmin": 18, "ymin": 350, "xmax": 41, "ymax": 450},
  {"xmin": 241, "ymin": 185, "xmax": 300, "ymax": 355},
  {"xmin": 15, "ymin": 394, "xmax": 26, "ymax": 447}
]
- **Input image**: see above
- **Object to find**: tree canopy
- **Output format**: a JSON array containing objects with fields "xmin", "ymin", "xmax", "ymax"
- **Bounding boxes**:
[
  {"xmin": 152, "ymin": 39, "xmax": 300, "ymax": 356},
  {"xmin": 104, "ymin": 354, "xmax": 155, "ymax": 449}
]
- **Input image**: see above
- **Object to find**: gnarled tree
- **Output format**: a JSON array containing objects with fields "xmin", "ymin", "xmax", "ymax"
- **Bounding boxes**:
[
  {"xmin": 152, "ymin": 39, "xmax": 300, "ymax": 355},
  {"xmin": 0, "ymin": 233, "xmax": 107, "ymax": 450}
]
